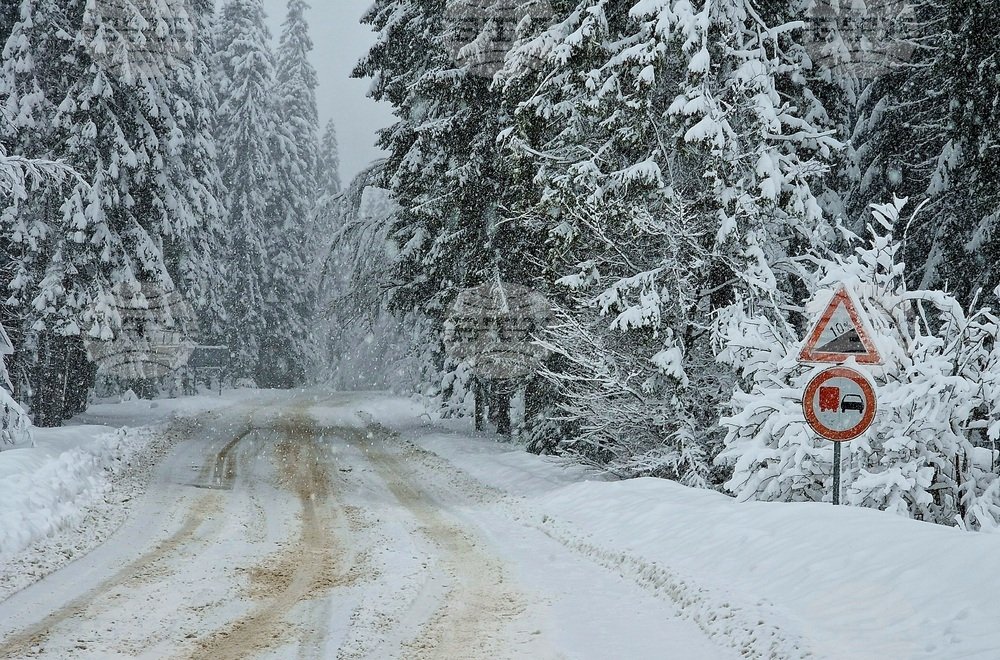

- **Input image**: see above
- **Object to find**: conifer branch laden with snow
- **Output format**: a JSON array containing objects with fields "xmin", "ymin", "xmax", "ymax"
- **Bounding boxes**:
[
  {"xmin": 495, "ymin": 0, "xmax": 838, "ymax": 480},
  {"xmin": 0, "ymin": 150, "xmax": 79, "ymax": 204}
]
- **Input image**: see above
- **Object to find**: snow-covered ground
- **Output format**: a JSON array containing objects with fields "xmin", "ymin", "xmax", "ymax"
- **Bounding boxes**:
[
  {"xmin": 0, "ymin": 389, "xmax": 276, "ymax": 600},
  {"xmin": 0, "ymin": 389, "xmax": 998, "ymax": 658},
  {"xmin": 410, "ymin": 426, "xmax": 1000, "ymax": 659}
]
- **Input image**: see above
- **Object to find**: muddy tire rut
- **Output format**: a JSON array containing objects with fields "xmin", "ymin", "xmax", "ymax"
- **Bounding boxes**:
[
  {"xmin": 186, "ymin": 413, "xmax": 366, "ymax": 660},
  {"xmin": 340, "ymin": 425, "xmax": 529, "ymax": 660}
]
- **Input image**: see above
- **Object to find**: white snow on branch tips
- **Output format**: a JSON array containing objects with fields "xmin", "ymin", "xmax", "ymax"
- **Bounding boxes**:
[{"xmin": 0, "ymin": 148, "xmax": 80, "ymax": 202}]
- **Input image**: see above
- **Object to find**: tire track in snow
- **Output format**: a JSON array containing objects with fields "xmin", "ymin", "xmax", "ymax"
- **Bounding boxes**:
[
  {"xmin": 0, "ymin": 416, "xmax": 258, "ymax": 659},
  {"xmin": 186, "ymin": 411, "xmax": 373, "ymax": 660},
  {"xmin": 0, "ymin": 491, "xmax": 224, "ymax": 658},
  {"xmin": 350, "ymin": 420, "xmax": 804, "ymax": 660},
  {"xmin": 193, "ymin": 423, "xmax": 253, "ymax": 490},
  {"xmin": 349, "ymin": 423, "xmax": 530, "ymax": 660}
]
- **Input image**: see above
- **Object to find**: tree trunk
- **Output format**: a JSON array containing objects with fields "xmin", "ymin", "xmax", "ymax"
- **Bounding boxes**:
[
  {"xmin": 474, "ymin": 378, "xmax": 485, "ymax": 431},
  {"xmin": 492, "ymin": 386, "xmax": 512, "ymax": 437}
]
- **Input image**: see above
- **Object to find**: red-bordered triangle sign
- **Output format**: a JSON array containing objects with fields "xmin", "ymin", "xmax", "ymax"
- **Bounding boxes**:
[{"xmin": 798, "ymin": 285, "xmax": 883, "ymax": 365}]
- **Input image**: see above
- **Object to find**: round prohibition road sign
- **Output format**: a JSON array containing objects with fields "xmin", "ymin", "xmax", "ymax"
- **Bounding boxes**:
[{"xmin": 802, "ymin": 366, "xmax": 877, "ymax": 441}]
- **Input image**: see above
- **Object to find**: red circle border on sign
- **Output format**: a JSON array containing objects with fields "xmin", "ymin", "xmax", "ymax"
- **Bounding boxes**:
[{"xmin": 802, "ymin": 366, "xmax": 877, "ymax": 442}]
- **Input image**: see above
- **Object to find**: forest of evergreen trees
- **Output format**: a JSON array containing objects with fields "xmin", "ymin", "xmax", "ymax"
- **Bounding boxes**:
[
  {"xmin": 4, "ymin": 0, "xmax": 1000, "ymax": 530},
  {"xmin": 343, "ymin": 0, "xmax": 1000, "ymax": 529},
  {"xmin": 0, "ymin": 0, "xmax": 341, "ymax": 425}
]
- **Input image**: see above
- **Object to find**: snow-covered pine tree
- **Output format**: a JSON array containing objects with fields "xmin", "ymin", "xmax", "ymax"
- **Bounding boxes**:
[
  {"xmin": 171, "ymin": 0, "xmax": 228, "ymax": 342},
  {"xmin": 851, "ymin": 0, "xmax": 1000, "ymax": 302},
  {"xmin": 305, "ymin": 117, "xmax": 342, "ymax": 315},
  {"xmin": 259, "ymin": 0, "xmax": 320, "ymax": 388},
  {"xmin": 308, "ymin": 117, "xmax": 342, "ymax": 271},
  {"xmin": 796, "ymin": 0, "xmax": 873, "ymax": 234},
  {"xmin": 2, "ymin": 0, "xmax": 208, "ymax": 422},
  {"xmin": 0, "ymin": 0, "xmax": 89, "ymax": 418},
  {"xmin": 0, "ymin": 3, "xmax": 81, "ymax": 439},
  {"xmin": 276, "ymin": 0, "xmax": 318, "ymax": 184},
  {"xmin": 354, "ymin": 0, "xmax": 549, "ymax": 409},
  {"xmin": 317, "ymin": 118, "xmax": 342, "ymax": 198},
  {"xmin": 718, "ymin": 197, "xmax": 1000, "ymax": 529},
  {"xmin": 498, "ymin": 0, "xmax": 838, "ymax": 481},
  {"xmin": 215, "ymin": 0, "xmax": 275, "ymax": 381}
]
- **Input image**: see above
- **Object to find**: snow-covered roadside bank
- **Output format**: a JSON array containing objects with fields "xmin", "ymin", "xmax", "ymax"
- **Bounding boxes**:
[
  {"xmin": 0, "ymin": 421, "xmax": 193, "ymax": 602},
  {"xmin": 348, "ymin": 397, "xmax": 1000, "ymax": 660},
  {"xmin": 0, "ymin": 390, "xmax": 256, "ymax": 601},
  {"xmin": 1, "ymin": 424, "xmax": 138, "ymax": 556}
]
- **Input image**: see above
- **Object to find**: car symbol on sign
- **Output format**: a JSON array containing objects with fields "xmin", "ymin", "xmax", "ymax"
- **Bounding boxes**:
[{"xmin": 840, "ymin": 394, "xmax": 864, "ymax": 414}]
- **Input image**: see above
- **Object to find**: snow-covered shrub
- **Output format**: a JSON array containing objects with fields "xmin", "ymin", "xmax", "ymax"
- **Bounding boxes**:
[{"xmin": 718, "ymin": 197, "xmax": 1000, "ymax": 529}]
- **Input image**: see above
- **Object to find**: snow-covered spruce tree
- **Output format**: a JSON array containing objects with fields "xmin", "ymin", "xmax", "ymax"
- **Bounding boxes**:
[
  {"xmin": 851, "ymin": 0, "xmax": 1000, "ymax": 302},
  {"xmin": 258, "ymin": 0, "xmax": 320, "ymax": 388},
  {"xmin": 718, "ymin": 197, "xmax": 1000, "ymax": 529},
  {"xmin": 497, "ymin": 1, "xmax": 839, "ymax": 481},
  {"xmin": 276, "ymin": 0, "xmax": 318, "ymax": 184},
  {"xmin": 0, "ymin": 117, "xmax": 78, "ymax": 443},
  {"xmin": 0, "ymin": 0, "xmax": 89, "ymax": 419},
  {"xmin": 171, "ymin": 0, "xmax": 228, "ymax": 342},
  {"xmin": 2, "ymin": 0, "xmax": 210, "ymax": 422},
  {"xmin": 317, "ymin": 118, "xmax": 342, "ymax": 198},
  {"xmin": 795, "ymin": 0, "xmax": 876, "ymax": 233},
  {"xmin": 308, "ymin": 117, "xmax": 342, "ymax": 273},
  {"xmin": 354, "ymin": 0, "xmax": 549, "ymax": 409},
  {"xmin": 66, "ymin": 0, "xmax": 210, "ymax": 395},
  {"xmin": 215, "ymin": 0, "xmax": 278, "ymax": 382}
]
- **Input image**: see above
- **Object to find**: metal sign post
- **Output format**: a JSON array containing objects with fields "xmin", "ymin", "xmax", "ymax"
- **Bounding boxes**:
[{"xmin": 833, "ymin": 442, "xmax": 842, "ymax": 505}]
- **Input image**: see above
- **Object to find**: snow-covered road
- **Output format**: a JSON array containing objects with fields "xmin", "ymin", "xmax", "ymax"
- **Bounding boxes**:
[{"xmin": 0, "ymin": 393, "xmax": 736, "ymax": 659}]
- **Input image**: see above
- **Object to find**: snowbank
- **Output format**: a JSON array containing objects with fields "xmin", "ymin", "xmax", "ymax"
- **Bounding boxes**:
[
  {"xmin": 0, "ymin": 425, "xmax": 148, "ymax": 557},
  {"xmin": 394, "ymin": 416, "xmax": 1000, "ymax": 660},
  {"xmin": 535, "ymin": 479, "xmax": 1000, "ymax": 659}
]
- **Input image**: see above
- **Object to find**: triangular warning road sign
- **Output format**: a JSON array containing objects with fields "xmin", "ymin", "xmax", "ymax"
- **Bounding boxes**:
[{"xmin": 798, "ymin": 285, "xmax": 883, "ymax": 365}]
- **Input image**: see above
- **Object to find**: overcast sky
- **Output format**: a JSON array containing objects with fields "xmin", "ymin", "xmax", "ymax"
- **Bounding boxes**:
[{"xmin": 261, "ymin": 0, "xmax": 394, "ymax": 184}]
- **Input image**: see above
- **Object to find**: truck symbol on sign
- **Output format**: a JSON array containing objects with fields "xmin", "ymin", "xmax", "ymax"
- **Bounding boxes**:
[
  {"xmin": 819, "ymin": 387, "xmax": 866, "ymax": 414},
  {"xmin": 820, "ymin": 386, "xmax": 840, "ymax": 412}
]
